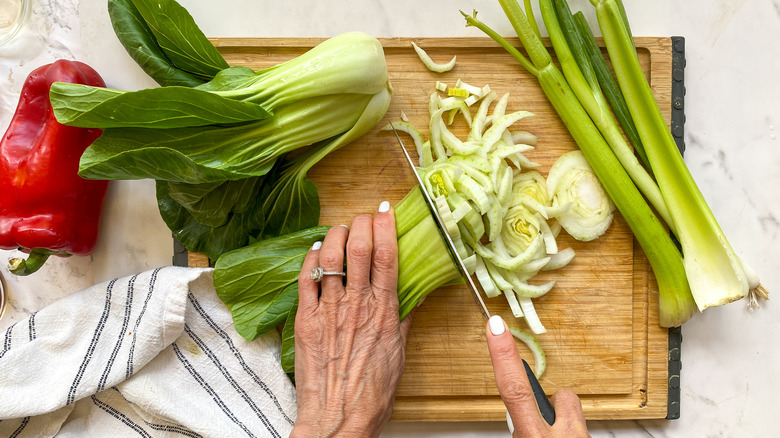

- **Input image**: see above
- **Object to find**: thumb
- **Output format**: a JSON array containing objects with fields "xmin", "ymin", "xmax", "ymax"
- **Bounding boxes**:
[{"xmin": 549, "ymin": 389, "xmax": 588, "ymax": 434}]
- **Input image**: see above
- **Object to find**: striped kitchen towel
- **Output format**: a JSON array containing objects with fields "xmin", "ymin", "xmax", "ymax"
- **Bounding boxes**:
[{"xmin": 0, "ymin": 267, "xmax": 297, "ymax": 437}]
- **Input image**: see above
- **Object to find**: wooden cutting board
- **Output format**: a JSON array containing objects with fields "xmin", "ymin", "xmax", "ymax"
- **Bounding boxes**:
[{"xmin": 189, "ymin": 36, "xmax": 675, "ymax": 421}]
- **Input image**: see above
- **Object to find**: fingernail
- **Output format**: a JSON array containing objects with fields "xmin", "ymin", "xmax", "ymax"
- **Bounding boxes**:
[
  {"xmin": 489, "ymin": 315, "xmax": 505, "ymax": 336},
  {"xmin": 339, "ymin": 224, "xmax": 350, "ymax": 229},
  {"xmin": 312, "ymin": 241, "xmax": 322, "ymax": 250},
  {"xmin": 378, "ymin": 201, "xmax": 390, "ymax": 213}
]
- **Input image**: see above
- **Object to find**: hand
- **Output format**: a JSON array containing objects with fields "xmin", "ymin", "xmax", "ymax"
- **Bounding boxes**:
[
  {"xmin": 486, "ymin": 315, "xmax": 590, "ymax": 438},
  {"xmin": 290, "ymin": 202, "xmax": 411, "ymax": 438}
]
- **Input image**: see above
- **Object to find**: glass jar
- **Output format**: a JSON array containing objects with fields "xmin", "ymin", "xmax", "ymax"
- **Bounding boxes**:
[{"xmin": 0, "ymin": 0, "xmax": 31, "ymax": 48}]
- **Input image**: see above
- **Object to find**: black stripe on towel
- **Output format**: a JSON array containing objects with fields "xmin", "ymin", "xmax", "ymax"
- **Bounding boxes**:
[
  {"xmin": 98, "ymin": 274, "xmax": 138, "ymax": 391},
  {"xmin": 67, "ymin": 278, "xmax": 117, "ymax": 405},
  {"xmin": 0, "ymin": 322, "xmax": 16, "ymax": 359},
  {"xmin": 28, "ymin": 313, "xmax": 36, "ymax": 341},
  {"xmin": 8, "ymin": 416, "xmax": 29, "ymax": 438},
  {"xmin": 144, "ymin": 420, "xmax": 204, "ymax": 438},
  {"xmin": 91, "ymin": 394, "xmax": 152, "ymax": 437},
  {"xmin": 187, "ymin": 292, "xmax": 294, "ymax": 425},
  {"xmin": 126, "ymin": 267, "xmax": 162, "ymax": 379},
  {"xmin": 183, "ymin": 324, "xmax": 280, "ymax": 437},
  {"xmin": 172, "ymin": 342, "xmax": 257, "ymax": 438}
]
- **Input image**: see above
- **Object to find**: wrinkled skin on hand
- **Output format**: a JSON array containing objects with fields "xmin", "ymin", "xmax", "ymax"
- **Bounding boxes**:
[{"xmin": 290, "ymin": 204, "xmax": 411, "ymax": 438}]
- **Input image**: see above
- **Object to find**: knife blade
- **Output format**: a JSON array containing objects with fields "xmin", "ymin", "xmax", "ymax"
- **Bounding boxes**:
[
  {"xmin": 389, "ymin": 123, "xmax": 555, "ymax": 426},
  {"xmin": 389, "ymin": 123, "xmax": 490, "ymax": 320}
]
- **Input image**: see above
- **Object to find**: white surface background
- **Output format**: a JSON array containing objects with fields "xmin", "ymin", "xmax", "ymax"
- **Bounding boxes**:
[{"xmin": 1, "ymin": 0, "xmax": 778, "ymax": 436}]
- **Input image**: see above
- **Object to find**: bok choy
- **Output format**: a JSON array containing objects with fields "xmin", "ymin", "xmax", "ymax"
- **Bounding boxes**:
[{"xmin": 49, "ymin": 0, "xmax": 393, "ymax": 260}]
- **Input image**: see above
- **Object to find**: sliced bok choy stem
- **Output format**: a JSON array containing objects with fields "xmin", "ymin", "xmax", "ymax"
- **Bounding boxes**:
[
  {"xmin": 592, "ymin": 0, "xmax": 762, "ymax": 310},
  {"xmin": 546, "ymin": 150, "xmax": 615, "ymax": 241},
  {"xmin": 411, "ymin": 42, "xmax": 457, "ymax": 73},
  {"xmin": 463, "ymin": 3, "xmax": 697, "ymax": 327},
  {"xmin": 508, "ymin": 324, "xmax": 546, "ymax": 376},
  {"xmin": 381, "ymin": 122, "xmax": 426, "ymax": 163},
  {"xmin": 389, "ymin": 78, "xmax": 581, "ymax": 334}
]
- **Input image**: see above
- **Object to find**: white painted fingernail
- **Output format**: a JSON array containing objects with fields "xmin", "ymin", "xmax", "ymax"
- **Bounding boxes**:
[
  {"xmin": 311, "ymin": 241, "xmax": 322, "ymax": 250},
  {"xmin": 489, "ymin": 315, "xmax": 505, "ymax": 336},
  {"xmin": 378, "ymin": 201, "xmax": 390, "ymax": 213}
]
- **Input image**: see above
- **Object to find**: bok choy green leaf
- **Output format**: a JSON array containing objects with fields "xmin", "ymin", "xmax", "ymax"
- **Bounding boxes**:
[
  {"xmin": 74, "ymin": 92, "xmax": 377, "ymax": 183},
  {"xmin": 156, "ymin": 178, "xmax": 267, "ymax": 261},
  {"xmin": 49, "ymin": 85, "xmax": 271, "ymax": 129},
  {"xmin": 122, "ymin": 0, "xmax": 229, "ymax": 80},
  {"xmin": 107, "ymin": 0, "xmax": 227, "ymax": 87},
  {"xmin": 213, "ymin": 227, "xmax": 329, "ymax": 340}
]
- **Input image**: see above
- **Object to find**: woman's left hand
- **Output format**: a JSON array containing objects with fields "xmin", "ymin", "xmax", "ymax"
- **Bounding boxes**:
[{"xmin": 290, "ymin": 201, "xmax": 411, "ymax": 438}]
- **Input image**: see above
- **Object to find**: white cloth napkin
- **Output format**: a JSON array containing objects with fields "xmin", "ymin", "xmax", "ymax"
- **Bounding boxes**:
[{"xmin": 0, "ymin": 267, "xmax": 297, "ymax": 437}]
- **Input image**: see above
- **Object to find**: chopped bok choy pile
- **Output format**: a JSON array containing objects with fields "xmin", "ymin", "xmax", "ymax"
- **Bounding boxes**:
[
  {"xmin": 384, "ymin": 80, "xmax": 613, "ymax": 335},
  {"xmin": 547, "ymin": 150, "xmax": 615, "ymax": 241},
  {"xmin": 461, "ymin": 0, "xmax": 768, "ymax": 325}
]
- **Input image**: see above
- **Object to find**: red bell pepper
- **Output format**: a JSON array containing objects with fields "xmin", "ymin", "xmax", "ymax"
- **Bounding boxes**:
[{"xmin": 0, "ymin": 60, "xmax": 109, "ymax": 276}]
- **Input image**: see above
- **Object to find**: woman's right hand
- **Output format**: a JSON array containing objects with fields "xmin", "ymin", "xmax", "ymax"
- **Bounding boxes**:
[{"xmin": 486, "ymin": 315, "xmax": 590, "ymax": 438}]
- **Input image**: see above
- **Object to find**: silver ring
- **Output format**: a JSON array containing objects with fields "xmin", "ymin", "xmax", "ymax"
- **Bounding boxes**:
[{"xmin": 311, "ymin": 266, "xmax": 346, "ymax": 282}]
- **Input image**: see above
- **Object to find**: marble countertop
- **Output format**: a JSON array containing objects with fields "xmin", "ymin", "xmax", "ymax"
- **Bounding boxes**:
[{"xmin": 1, "ymin": 0, "xmax": 778, "ymax": 436}]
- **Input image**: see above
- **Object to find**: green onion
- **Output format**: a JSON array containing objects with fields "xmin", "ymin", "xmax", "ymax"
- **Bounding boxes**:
[
  {"xmin": 462, "ymin": 2, "xmax": 697, "ymax": 327},
  {"xmin": 543, "ymin": 0, "xmax": 672, "ymax": 230},
  {"xmin": 591, "ymin": 0, "xmax": 757, "ymax": 310},
  {"xmin": 570, "ymin": 10, "xmax": 650, "ymax": 171}
]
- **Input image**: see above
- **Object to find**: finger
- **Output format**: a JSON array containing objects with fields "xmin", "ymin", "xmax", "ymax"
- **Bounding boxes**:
[
  {"xmin": 345, "ymin": 214, "xmax": 373, "ymax": 294},
  {"xmin": 486, "ymin": 315, "xmax": 548, "ymax": 436},
  {"xmin": 550, "ymin": 389, "xmax": 587, "ymax": 432},
  {"xmin": 297, "ymin": 240, "xmax": 323, "ymax": 315},
  {"xmin": 318, "ymin": 225, "xmax": 349, "ymax": 303},
  {"xmin": 371, "ymin": 201, "xmax": 398, "ymax": 303}
]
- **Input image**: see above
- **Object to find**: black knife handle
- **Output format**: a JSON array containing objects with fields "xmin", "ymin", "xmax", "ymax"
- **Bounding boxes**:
[{"xmin": 522, "ymin": 359, "xmax": 556, "ymax": 426}]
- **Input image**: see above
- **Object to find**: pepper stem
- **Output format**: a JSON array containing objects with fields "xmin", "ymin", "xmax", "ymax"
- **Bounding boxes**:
[{"xmin": 8, "ymin": 249, "xmax": 70, "ymax": 276}]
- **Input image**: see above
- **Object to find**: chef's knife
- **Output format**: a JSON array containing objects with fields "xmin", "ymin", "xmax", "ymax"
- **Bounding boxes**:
[
  {"xmin": 389, "ymin": 123, "xmax": 555, "ymax": 426},
  {"xmin": 388, "ymin": 123, "xmax": 489, "ymax": 319}
]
